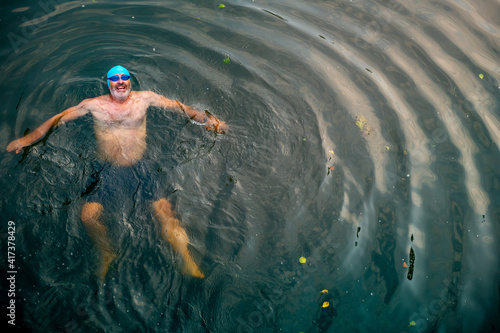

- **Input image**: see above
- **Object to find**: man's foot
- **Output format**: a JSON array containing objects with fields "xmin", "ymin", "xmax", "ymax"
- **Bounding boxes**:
[
  {"xmin": 182, "ymin": 256, "xmax": 205, "ymax": 278},
  {"xmin": 98, "ymin": 250, "xmax": 117, "ymax": 281}
]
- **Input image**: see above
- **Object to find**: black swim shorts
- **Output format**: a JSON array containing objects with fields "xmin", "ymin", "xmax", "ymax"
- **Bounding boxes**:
[{"xmin": 83, "ymin": 160, "xmax": 163, "ymax": 205}]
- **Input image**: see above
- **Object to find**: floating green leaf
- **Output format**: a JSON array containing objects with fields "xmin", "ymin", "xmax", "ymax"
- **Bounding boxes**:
[
  {"xmin": 223, "ymin": 57, "xmax": 230, "ymax": 64},
  {"xmin": 409, "ymin": 321, "xmax": 416, "ymax": 327},
  {"xmin": 218, "ymin": 4, "xmax": 226, "ymax": 8},
  {"xmin": 479, "ymin": 73, "xmax": 484, "ymax": 79},
  {"xmin": 299, "ymin": 256, "xmax": 307, "ymax": 263},
  {"xmin": 355, "ymin": 115, "xmax": 366, "ymax": 130}
]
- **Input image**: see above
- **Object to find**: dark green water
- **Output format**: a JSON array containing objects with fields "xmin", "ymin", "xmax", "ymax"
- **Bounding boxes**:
[{"xmin": 1, "ymin": 0, "xmax": 499, "ymax": 332}]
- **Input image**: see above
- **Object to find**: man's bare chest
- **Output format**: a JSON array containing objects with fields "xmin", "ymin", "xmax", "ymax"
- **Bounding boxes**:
[{"xmin": 92, "ymin": 102, "xmax": 148, "ymax": 128}]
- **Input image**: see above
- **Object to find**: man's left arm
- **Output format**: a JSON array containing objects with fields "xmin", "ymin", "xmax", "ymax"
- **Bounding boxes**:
[{"xmin": 146, "ymin": 91, "xmax": 228, "ymax": 133}]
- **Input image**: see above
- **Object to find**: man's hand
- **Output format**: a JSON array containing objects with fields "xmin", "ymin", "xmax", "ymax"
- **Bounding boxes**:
[
  {"xmin": 204, "ymin": 113, "xmax": 229, "ymax": 134},
  {"xmin": 174, "ymin": 100, "xmax": 229, "ymax": 134},
  {"xmin": 6, "ymin": 138, "xmax": 28, "ymax": 154}
]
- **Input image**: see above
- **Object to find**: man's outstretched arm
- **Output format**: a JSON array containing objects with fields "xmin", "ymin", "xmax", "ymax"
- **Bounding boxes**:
[
  {"xmin": 146, "ymin": 91, "xmax": 228, "ymax": 133},
  {"xmin": 6, "ymin": 100, "xmax": 91, "ymax": 154}
]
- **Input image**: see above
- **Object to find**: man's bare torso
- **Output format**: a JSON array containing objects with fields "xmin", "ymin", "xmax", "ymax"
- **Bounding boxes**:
[{"xmin": 88, "ymin": 91, "xmax": 151, "ymax": 166}]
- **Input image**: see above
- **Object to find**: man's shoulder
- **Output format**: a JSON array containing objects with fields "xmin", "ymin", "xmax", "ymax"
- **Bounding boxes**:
[
  {"xmin": 75, "ymin": 95, "xmax": 108, "ymax": 113},
  {"xmin": 134, "ymin": 90, "xmax": 156, "ymax": 99}
]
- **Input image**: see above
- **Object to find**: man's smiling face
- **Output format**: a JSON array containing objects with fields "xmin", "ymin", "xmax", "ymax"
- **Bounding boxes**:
[{"xmin": 109, "ymin": 73, "xmax": 131, "ymax": 102}]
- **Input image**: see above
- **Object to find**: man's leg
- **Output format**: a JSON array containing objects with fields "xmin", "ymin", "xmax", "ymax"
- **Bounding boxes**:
[
  {"xmin": 153, "ymin": 198, "xmax": 204, "ymax": 278},
  {"xmin": 81, "ymin": 202, "xmax": 116, "ymax": 280}
]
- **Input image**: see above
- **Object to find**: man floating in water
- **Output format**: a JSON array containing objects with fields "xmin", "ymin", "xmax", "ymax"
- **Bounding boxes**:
[{"xmin": 6, "ymin": 65, "xmax": 228, "ymax": 280}]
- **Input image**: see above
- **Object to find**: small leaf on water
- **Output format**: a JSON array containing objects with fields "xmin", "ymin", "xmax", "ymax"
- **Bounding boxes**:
[
  {"xmin": 355, "ymin": 115, "xmax": 366, "ymax": 130},
  {"xmin": 223, "ymin": 57, "xmax": 230, "ymax": 64},
  {"xmin": 329, "ymin": 166, "xmax": 334, "ymax": 170},
  {"xmin": 409, "ymin": 321, "xmax": 416, "ymax": 327},
  {"xmin": 322, "ymin": 301, "xmax": 330, "ymax": 308},
  {"xmin": 218, "ymin": 4, "xmax": 226, "ymax": 8},
  {"xmin": 321, "ymin": 289, "xmax": 329, "ymax": 294},
  {"xmin": 299, "ymin": 256, "xmax": 307, "ymax": 264},
  {"xmin": 403, "ymin": 262, "xmax": 408, "ymax": 268},
  {"xmin": 385, "ymin": 146, "xmax": 390, "ymax": 150},
  {"xmin": 479, "ymin": 73, "xmax": 484, "ymax": 79},
  {"xmin": 329, "ymin": 150, "xmax": 334, "ymax": 154}
]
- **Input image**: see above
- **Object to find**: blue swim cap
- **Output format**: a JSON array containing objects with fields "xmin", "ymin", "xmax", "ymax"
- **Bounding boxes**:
[{"xmin": 107, "ymin": 65, "xmax": 130, "ymax": 86}]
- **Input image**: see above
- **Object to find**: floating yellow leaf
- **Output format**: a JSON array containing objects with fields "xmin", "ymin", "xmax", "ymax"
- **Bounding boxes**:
[
  {"xmin": 409, "ymin": 321, "xmax": 416, "ymax": 327},
  {"xmin": 403, "ymin": 150, "xmax": 407, "ymax": 155},
  {"xmin": 322, "ymin": 301, "xmax": 330, "ymax": 308},
  {"xmin": 218, "ymin": 4, "xmax": 225, "ymax": 8},
  {"xmin": 321, "ymin": 289, "xmax": 329, "ymax": 294},
  {"xmin": 299, "ymin": 256, "xmax": 307, "ymax": 264},
  {"xmin": 385, "ymin": 146, "xmax": 390, "ymax": 150},
  {"xmin": 329, "ymin": 150, "xmax": 334, "ymax": 154},
  {"xmin": 355, "ymin": 115, "xmax": 366, "ymax": 130},
  {"xmin": 479, "ymin": 73, "xmax": 484, "ymax": 79}
]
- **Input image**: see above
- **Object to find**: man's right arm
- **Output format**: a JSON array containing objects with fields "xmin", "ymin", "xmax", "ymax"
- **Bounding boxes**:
[
  {"xmin": 145, "ymin": 91, "xmax": 228, "ymax": 133},
  {"xmin": 6, "ymin": 99, "xmax": 92, "ymax": 154}
]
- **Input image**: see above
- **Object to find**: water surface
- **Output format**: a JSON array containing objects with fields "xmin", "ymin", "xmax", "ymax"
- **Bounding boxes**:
[{"xmin": 1, "ymin": 0, "xmax": 499, "ymax": 332}]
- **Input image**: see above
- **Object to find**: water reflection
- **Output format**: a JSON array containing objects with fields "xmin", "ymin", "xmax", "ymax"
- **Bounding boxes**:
[{"xmin": 0, "ymin": 0, "xmax": 499, "ymax": 332}]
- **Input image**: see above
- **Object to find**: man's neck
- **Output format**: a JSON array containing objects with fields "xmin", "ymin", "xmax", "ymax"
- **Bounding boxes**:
[{"xmin": 110, "ymin": 91, "xmax": 131, "ymax": 104}]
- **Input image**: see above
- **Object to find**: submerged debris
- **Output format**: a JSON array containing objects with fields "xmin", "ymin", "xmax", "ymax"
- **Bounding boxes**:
[
  {"xmin": 407, "ymin": 247, "xmax": 415, "ymax": 280},
  {"xmin": 355, "ymin": 115, "xmax": 372, "ymax": 135}
]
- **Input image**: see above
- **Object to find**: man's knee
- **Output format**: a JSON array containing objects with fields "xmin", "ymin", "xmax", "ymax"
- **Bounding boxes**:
[{"xmin": 81, "ymin": 202, "xmax": 103, "ymax": 225}]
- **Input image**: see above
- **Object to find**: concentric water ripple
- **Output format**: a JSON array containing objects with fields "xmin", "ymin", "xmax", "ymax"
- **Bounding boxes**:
[{"xmin": 0, "ymin": 0, "xmax": 499, "ymax": 332}]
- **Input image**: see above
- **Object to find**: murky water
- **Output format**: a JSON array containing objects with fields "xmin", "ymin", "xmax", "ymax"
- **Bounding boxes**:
[{"xmin": 1, "ymin": 0, "xmax": 499, "ymax": 332}]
